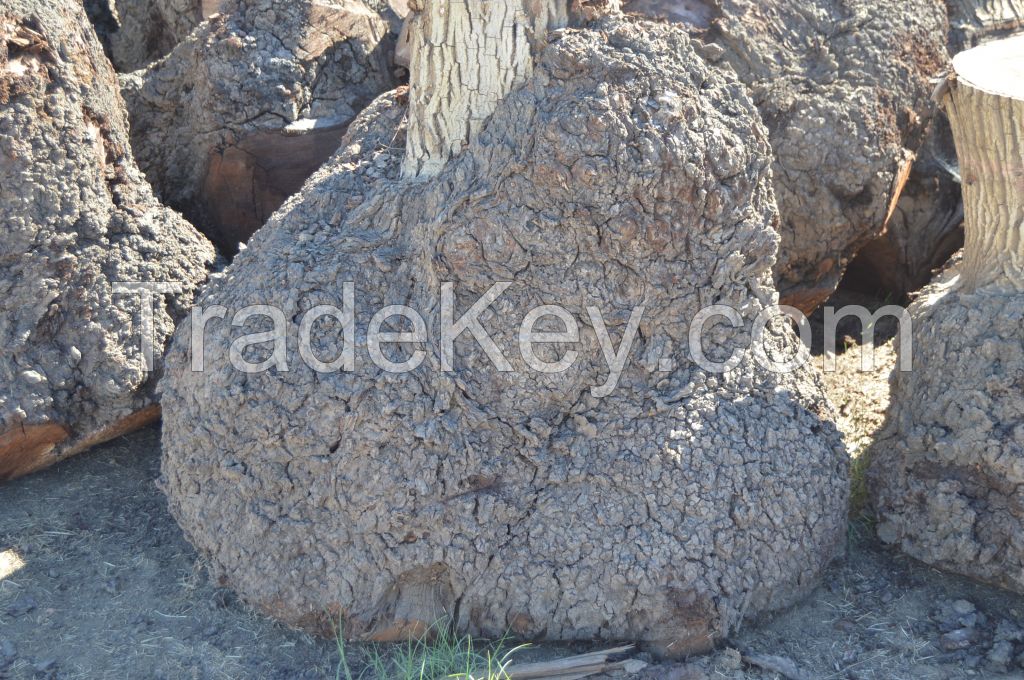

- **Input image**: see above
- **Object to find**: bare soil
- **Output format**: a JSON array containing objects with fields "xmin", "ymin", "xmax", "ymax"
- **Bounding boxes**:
[{"xmin": 2, "ymin": 297, "xmax": 1024, "ymax": 679}]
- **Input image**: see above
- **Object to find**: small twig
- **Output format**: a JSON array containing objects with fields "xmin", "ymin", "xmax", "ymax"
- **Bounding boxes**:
[
  {"xmin": 740, "ymin": 651, "xmax": 815, "ymax": 680},
  {"xmin": 503, "ymin": 644, "xmax": 646, "ymax": 679}
]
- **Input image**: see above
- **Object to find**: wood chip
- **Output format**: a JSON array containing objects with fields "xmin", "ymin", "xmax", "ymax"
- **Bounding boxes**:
[{"xmin": 504, "ymin": 644, "xmax": 647, "ymax": 680}]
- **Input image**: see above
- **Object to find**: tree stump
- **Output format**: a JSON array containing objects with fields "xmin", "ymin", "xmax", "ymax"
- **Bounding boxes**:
[
  {"xmin": 121, "ymin": 0, "xmax": 396, "ymax": 253},
  {"xmin": 160, "ymin": 13, "xmax": 848, "ymax": 656},
  {"xmin": 624, "ymin": 0, "xmax": 950, "ymax": 313},
  {"xmin": 0, "ymin": 0, "xmax": 216, "ymax": 481},
  {"xmin": 870, "ymin": 34, "xmax": 1024, "ymax": 591}
]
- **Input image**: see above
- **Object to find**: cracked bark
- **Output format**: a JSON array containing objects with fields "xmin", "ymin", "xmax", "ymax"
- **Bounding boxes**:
[
  {"xmin": 623, "ymin": 0, "xmax": 950, "ymax": 313},
  {"xmin": 121, "ymin": 0, "xmax": 396, "ymax": 253},
  {"xmin": 869, "ymin": 34, "xmax": 1024, "ymax": 592},
  {"xmin": 160, "ymin": 16, "xmax": 847, "ymax": 657},
  {"xmin": 0, "ymin": 0, "xmax": 216, "ymax": 481},
  {"xmin": 85, "ymin": 0, "xmax": 219, "ymax": 72}
]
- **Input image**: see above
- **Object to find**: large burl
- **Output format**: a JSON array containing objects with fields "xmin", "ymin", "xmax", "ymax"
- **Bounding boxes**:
[
  {"xmin": 0, "ymin": 0, "xmax": 215, "ymax": 481},
  {"xmin": 625, "ymin": 0, "xmax": 949, "ymax": 312},
  {"xmin": 870, "ymin": 35, "xmax": 1024, "ymax": 591},
  {"xmin": 160, "ymin": 4, "xmax": 847, "ymax": 657},
  {"xmin": 120, "ymin": 0, "xmax": 396, "ymax": 253},
  {"xmin": 84, "ymin": 0, "xmax": 220, "ymax": 72}
]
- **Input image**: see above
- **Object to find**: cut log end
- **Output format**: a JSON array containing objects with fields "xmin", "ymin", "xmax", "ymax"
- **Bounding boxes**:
[
  {"xmin": 353, "ymin": 564, "xmax": 456, "ymax": 642},
  {"xmin": 0, "ymin": 405, "xmax": 161, "ymax": 482},
  {"xmin": 952, "ymin": 33, "xmax": 1024, "ymax": 99},
  {"xmin": 62, "ymin": 404, "xmax": 162, "ymax": 459},
  {"xmin": 0, "ymin": 423, "xmax": 70, "ymax": 482},
  {"xmin": 201, "ymin": 126, "xmax": 346, "ymax": 251}
]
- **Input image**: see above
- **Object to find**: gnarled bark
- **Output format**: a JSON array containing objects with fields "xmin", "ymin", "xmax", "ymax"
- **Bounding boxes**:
[
  {"xmin": 0, "ymin": 0, "xmax": 215, "ymax": 481},
  {"xmin": 118, "ymin": 0, "xmax": 391, "ymax": 255},
  {"xmin": 85, "ymin": 0, "xmax": 218, "ymax": 72},
  {"xmin": 625, "ymin": 0, "xmax": 950, "ymax": 313},
  {"xmin": 870, "ymin": 34, "xmax": 1024, "ymax": 591},
  {"xmin": 121, "ymin": 0, "xmax": 396, "ymax": 253},
  {"xmin": 160, "ymin": 17, "xmax": 847, "ymax": 657}
]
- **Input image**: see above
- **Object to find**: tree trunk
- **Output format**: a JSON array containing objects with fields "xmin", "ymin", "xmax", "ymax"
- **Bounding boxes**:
[
  {"xmin": 401, "ymin": 0, "xmax": 620, "ymax": 179},
  {"xmin": 869, "ymin": 33, "xmax": 1024, "ymax": 593},
  {"xmin": 942, "ymin": 33, "xmax": 1024, "ymax": 292},
  {"xmin": 160, "ymin": 16, "xmax": 847, "ymax": 657}
]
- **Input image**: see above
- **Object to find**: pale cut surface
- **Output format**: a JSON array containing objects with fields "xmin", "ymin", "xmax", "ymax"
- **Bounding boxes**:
[{"xmin": 953, "ymin": 32, "xmax": 1024, "ymax": 97}]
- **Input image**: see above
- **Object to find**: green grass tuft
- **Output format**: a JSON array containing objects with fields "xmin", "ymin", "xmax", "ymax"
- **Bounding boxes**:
[{"xmin": 332, "ymin": 617, "xmax": 526, "ymax": 680}]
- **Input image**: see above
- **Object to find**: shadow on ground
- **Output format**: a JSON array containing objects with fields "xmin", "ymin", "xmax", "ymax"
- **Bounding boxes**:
[{"xmin": 3, "ymin": 412, "xmax": 1024, "ymax": 679}]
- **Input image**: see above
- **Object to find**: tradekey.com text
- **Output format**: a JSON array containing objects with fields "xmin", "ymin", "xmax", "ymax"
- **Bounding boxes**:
[{"xmin": 116, "ymin": 281, "xmax": 912, "ymax": 399}]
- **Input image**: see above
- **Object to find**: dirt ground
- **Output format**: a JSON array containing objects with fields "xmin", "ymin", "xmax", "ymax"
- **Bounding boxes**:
[{"xmin": 3, "ymin": 297, "xmax": 1024, "ymax": 679}]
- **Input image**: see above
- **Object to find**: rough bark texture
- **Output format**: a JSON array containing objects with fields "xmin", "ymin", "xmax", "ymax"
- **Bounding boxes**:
[
  {"xmin": 848, "ymin": 0, "xmax": 1024, "ymax": 300},
  {"xmin": 845, "ymin": 118, "xmax": 964, "ymax": 298},
  {"xmin": 0, "ymin": 0, "xmax": 216, "ymax": 481},
  {"xmin": 626, "ymin": 0, "xmax": 949, "ymax": 312},
  {"xmin": 402, "ymin": 0, "xmax": 621, "ymax": 179},
  {"xmin": 947, "ymin": 0, "xmax": 1024, "ymax": 51},
  {"xmin": 160, "ymin": 18, "xmax": 848, "ymax": 655},
  {"xmin": 121, "ymin": 0, "xmax": 396, "ymax": 253},
  {"xmin": 870, "ymin": 35, "xmax": 1024, "ymax": 591},
  {"xmin": 85, "ymin": 0, "xmax": 215, "ymax": 72}
]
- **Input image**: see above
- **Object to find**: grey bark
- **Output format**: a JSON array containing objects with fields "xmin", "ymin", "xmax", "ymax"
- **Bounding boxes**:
[
  {"xmin": 947, "ymin": 0, "xmax": 1024, "ymax": 51},
  {"xmin": 160, "ymin": 18, "xmax": 847, "ymax": 656},
  {"xmin": 845, "ymin": 118, "xmax": 964, "ymax": 298},
  {"xmin": 625, "ymin": 0, "xmax": 950, "ymax": 312},
  {"xmin": 85, "ymin": 0, "xmax": 215, "ymax": 72},
  {"xmin": 869, "ymin": 34, "xmax": 1024, "ymax": 591},
  {"xmin": 0, "ymin": 0, "xmax": 216, "ymax": 481},
  {"xmin": 849, "ymin": 0, "xmax": 1024, "ymax": 300},
  {"xmin": 120, "ymin": 0, "xmax": 396, "ymax": 253}
]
